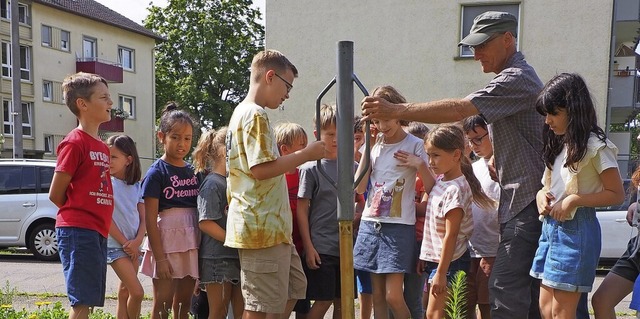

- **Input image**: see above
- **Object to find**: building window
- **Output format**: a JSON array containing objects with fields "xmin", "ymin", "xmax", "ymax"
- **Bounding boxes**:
[
  {"xmin": 459, "ymin": 4, "xmax": 520, "ymax": 57},
  {"xmin": 42, "ymin": 27, "xmax": 70, "ymax": 52},
  {"xmin": 61, "ymin": 30, "xmax": 70, "ymax": 51},
  {"xmin": 1, "ymin": 42, "xmax": 31, "ymax": 80},
  {"xmin": 118, "ymin": 46, "xmax": 134, "ymax": 71},
  {"xmin": 43, "ymin": 80, "xmax": 52, "ymax": 101},
  {"xmin": 17, "ymin": 3, "xmax": 27, "ymax": 24},
  {"xmin": 1, "ymin": 42, "xmax": 9, "ymax": 77},
  {"xmin": 44, "ymin": 134, "xmax": 53, "ymax": 154},
  {"xmin": 41, "ymin": 25, "xmax": 51, "ymax": 47},
  {"xmin": 82, "ymin": 37, "xmax": 97, "ymax": 60},
  {"xmin": 1, "ymin": 1, "xmax": 29, "ymax": 24},
  {"xmin": 1, "ymin": 0, "xmax": 6, "ymax": 18},
  {"xmin": 19, "ymin": 45, "xmax": 30, "ymax": 80},
  {"xmin": 119, "ymin": 95, "xmax": 135, "ymax": 119},
  {"xmin": 3, "ymin": 100, "xmax": 32, "ymax": 137}
]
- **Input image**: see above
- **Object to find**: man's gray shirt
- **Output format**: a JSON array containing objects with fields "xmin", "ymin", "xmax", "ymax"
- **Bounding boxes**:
[{"xmin": 466, "ymin": 51, "xmax": 544, "ymax": 223}]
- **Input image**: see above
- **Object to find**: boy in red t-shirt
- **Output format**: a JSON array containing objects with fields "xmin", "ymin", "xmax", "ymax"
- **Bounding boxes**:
[
  {"xmin": 49, "ymin": 72, "xmax": 115, "ymax": 319},
  {"xmin": 274, "ymin": 121, "xmax": 310, "ymax": 319}
]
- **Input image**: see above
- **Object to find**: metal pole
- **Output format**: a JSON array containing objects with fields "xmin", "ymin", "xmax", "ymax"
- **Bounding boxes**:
[
  {"xmin": 337, "ymin": 40, "xmax": 355, "ymax": 319},
  {"xmin": 10, "ymin": 0, "xmax": 22, "ymax": 158}
]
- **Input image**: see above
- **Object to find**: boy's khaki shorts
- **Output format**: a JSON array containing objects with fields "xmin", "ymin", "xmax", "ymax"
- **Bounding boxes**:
[{"xmin": 239, "ymin": 243, "xmax": 307, "ymax": 313}]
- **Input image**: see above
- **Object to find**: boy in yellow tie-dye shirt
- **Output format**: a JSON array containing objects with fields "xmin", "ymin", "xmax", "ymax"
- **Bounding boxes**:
[{"xmin": 225, "ymin": 49, "xmax": 326, "ymax": 319}]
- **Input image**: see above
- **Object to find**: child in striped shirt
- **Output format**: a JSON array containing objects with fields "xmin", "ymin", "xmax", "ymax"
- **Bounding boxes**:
[{"xmin": 398, "ymin": 124, "xmax": 494, "ymax": 319}]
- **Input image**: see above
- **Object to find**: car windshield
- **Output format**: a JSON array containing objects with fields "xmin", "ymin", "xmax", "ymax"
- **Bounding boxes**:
[{"xmin": 597, "ymin": 180, "xmax": 634, "ymax": 211}]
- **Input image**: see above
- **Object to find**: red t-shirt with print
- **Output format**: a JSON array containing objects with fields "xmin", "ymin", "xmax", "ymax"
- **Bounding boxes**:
[{"xmin": 55, "ymin": 128, "xmax": 114, "ymax": 238}]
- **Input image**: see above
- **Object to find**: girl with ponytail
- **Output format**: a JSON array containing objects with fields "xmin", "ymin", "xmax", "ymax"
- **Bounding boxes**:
[{"xmin": 396, "ymin": 124, "xmax": 494, "ymax": 319}]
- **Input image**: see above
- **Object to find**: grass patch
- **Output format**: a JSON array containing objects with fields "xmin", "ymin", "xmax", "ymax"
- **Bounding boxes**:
[
  {"xmin": 0, "ymin": 248, "xmax": 30, "ymax": 256},
  {"xmin": 0, "ymin": 280, "xmax": 18, "ymax": 305}
]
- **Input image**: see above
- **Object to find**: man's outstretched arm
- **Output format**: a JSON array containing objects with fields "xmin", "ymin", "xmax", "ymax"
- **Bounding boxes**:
[{"xmin": 361, "ymin": 96, "xmax": 479, "ymax": 124}]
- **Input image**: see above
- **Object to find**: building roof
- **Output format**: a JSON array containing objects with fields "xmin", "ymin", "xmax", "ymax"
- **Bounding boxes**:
[{"xmin": 34, "ymin": 0, "xmax": 164, "ymax": 41}]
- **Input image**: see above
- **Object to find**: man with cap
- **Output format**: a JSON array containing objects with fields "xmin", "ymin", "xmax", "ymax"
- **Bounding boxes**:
[{"xmin": 361, "ymin": 11, "xmax": 544, "ymax": 318}]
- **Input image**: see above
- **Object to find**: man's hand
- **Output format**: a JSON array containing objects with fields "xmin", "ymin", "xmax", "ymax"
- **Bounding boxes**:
[{"xmin": 361, "ymin": 96, "xmax": 405, "ymax": 121}]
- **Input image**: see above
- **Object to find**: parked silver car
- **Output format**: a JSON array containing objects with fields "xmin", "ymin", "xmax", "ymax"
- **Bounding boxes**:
[
  {"xmin": 597, "ymin": 179, "xmax": 638, "ymax": 263},
  {"xmin": 0, "ymin": 159, "xmax": 58, "ymax": 261}
]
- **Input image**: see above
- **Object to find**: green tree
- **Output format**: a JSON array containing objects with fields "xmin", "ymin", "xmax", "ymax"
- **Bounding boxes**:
[{"xmin": 145, "ymin": 0, "xmax": 264, "ymax": 129}]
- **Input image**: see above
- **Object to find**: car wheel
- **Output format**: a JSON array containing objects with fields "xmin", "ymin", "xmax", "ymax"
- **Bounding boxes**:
[{"xmin": 29, "ymin": 223, "xmax": 59, "ymax": 261}]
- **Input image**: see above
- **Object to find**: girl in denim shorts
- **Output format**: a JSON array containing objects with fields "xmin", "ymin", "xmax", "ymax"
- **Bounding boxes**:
[
  {"xmin": 398, "ymin": 125, "xmax": 494, "ymax": 319},
  {"xmin": 354, "ymin": 86, "xmax": 438, "ymax": 319},
  {"xmin": 530, "ymin": 73, "xmax": 625, "ymax": 318},
  {"xmin": 106, "ymin": 135, "xmax": 145, "ymax": 319},
  {"xmin": 193, "ymin": 127, "xmax": 243, "ymax": 319}
]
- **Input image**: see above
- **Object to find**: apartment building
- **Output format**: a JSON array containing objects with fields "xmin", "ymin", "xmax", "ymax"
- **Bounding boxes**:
[
  {"xmin": 266, "ymin": 0, "xmax": 640, "ymax": 177},
  {"xmin": 0, "ymin": 0, "xmax": 162, "ymax": 170}
]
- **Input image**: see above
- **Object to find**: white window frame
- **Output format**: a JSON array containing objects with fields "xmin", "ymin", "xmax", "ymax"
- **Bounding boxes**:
[
  {"xmin": 44, "ymin": 134, "xmax": 53, "ymax": 154},
  {"xmin": 118, "ymin": 46, "xmax": 135, "ymax": 71},
  {"xmin": 60, "ymin": 30, "xmax": 70, "ymax": 51},
  {"xmin": 459, "ymin": 4, "xmax": 520, "ymax": 57},
  {"xmin": 2, "ymin": 1, "xmax": 29, "ymax": 24},
  {"xmin": 119, "ymin": 95, "xmax": 135, "ymax": 119},
  {"xmin": 82, "ymin": 37, "xmax": 97, "ymax": 60},
  {"xmin": 17, "ymin": 3, "xmax": 27, "ymax": 24},
  {"xmin": 3, "ymin": 100, "xmax": 32, "ymax": 137},
  {"xmin": 41, "ymin": 25, "xmax": 51, "ymax": 47},
  {"xmin": 1, "ymin": 42, "xmax": 31, "ymax": 80},
  {"xmin": 42, "ymin": 80, "xmax": 52, "ymax": 101},
  {"xmin": 1, "ymin": 42, "xmax": 9, "ymax": 78},
  {"xmin": 19, "ymin": 45, "xmax": 30, "ymax": 81}
]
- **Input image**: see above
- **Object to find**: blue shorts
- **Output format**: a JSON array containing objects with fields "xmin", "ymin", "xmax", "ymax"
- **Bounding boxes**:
[
  {"xmin": 353, "ymin": 221, "xmax": 415, "ymax": 273},
  {"xmin": 530, "ymin": 207, "xmax": 601, "ymax": 292},
  {"xmin": 57, "ymin": 227, "xmax": 107, "ymax": 307},
  {"xmin": 199, "ymin": 258, "xmax": 241, "ymax": 286},
  {"xmin": 107, "ymin": 247, "xmax": 142, "ymax": 264},
  {"xmin": 356, "ymin": 269, "xmax": 372, "ymax": 294},
  {"xmin": 423, "ymin": 250, "xmax": 470, "ymax": 288},
  {"xmin": 106, "ymin": 247, "xmax": 128, "ymax": 264}
]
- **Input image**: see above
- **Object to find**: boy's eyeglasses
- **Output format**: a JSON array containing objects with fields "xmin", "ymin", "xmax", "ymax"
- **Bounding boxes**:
[
  {"xmin": 466, "ymin": 132, "xmax": 489, "ymax": 146},
  {"xmin": 274, "ymin": 73, "xmax": 293, "ymax": 93}
]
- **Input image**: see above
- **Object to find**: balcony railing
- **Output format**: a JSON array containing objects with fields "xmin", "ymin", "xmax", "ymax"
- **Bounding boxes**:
[
  {"xmin": 76, "ymin": 57, "xmax": 123, "ymax": 83},
  {"xmin": 99, "ymin": 117, "xmax": 124, "ymax": 132},
  {"xmin": 614, "ymin": 69, "xmax": 637, "ymax": 77}
]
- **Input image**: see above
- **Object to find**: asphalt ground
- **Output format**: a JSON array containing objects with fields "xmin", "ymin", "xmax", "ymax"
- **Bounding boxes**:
[{"xmin": 0, "ymin": 253, "xmax": 636, "ymax": 318}]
